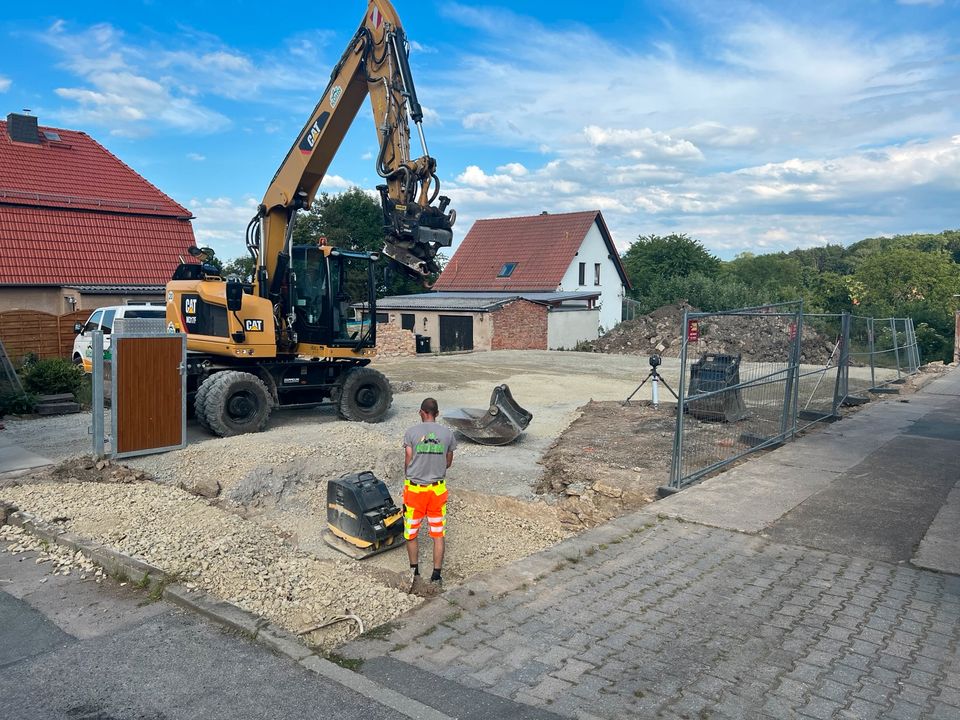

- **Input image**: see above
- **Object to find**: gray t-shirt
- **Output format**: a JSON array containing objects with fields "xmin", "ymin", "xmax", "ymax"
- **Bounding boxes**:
[{"xmin": 403, "ymin": 421, "xmax": 457, "ymax": 484}]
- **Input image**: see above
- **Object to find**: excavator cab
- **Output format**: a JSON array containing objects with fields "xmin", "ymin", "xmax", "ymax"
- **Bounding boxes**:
[{"xmin": 290, "ymin": 245, "xmax": 377, "ymax": 349}]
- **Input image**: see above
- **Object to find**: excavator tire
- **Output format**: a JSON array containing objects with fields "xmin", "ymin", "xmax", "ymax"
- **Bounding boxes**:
[
  {"xmin": 337, "ymin": 367, "xmax": 392, "ymax": 423},
  {"xmin": 193, "ymin": 375, "xmax": 215, "ymax": 431},
  {"xmin": 201, "ymin": 370, "xmax": 272, "ymax": 437}
]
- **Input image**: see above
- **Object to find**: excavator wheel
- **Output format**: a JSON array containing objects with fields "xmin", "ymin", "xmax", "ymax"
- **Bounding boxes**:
[
  {"xmin": 337, "ymin": 367, "xmax": 393, "ymax": 422},
  {"xmin": 193, "ymin": 375, "xmax": 215, "ymax": 431},
  {"xmin": 201, "ymin": 370, "xmax": 272, "ymax": 437}
]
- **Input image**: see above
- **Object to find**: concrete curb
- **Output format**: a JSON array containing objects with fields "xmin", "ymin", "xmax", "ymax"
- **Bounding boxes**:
[{"xmin": 0, "ymin": 506, "xmax": 450, "ymax": 720}]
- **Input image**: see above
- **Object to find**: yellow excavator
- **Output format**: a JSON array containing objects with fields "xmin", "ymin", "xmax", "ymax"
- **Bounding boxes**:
[{"xmin": 166, "ymin": 0, "xmax": 455, "ymax": 436}]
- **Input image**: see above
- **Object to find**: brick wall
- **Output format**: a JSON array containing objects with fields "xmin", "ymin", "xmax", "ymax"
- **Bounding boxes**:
[
  {"xmin": 491, "ymin": 299, "xmax": 548, "ymax": 350},
  {"xmin": 376, "ymin": 318, "xmax": 417, "ymax": 357}
]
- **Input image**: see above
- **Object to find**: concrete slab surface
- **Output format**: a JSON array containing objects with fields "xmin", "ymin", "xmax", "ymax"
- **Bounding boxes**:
[
  {"xmin": 913, "ymin": 479, "xmax": 960, "ymax": 575},
  {"xmin": 0, "ymin": 434, "xmax": 52, "ymax": 475}
]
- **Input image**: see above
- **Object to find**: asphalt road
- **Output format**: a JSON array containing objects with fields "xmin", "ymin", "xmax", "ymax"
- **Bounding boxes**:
[{"xmin": 0, "ymin": 546, "xmax": 397, "ymax": 720}]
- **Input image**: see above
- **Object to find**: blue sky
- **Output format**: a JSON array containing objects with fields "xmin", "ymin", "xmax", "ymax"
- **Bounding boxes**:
[{"xmin": 1, "ymin": 0, "xmax": 958, "ymax": 263}]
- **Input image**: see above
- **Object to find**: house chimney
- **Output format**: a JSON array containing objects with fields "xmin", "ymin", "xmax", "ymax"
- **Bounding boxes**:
[{"xmin": 7, "ymin": 112, "xmax": 41, "ymax": 144}]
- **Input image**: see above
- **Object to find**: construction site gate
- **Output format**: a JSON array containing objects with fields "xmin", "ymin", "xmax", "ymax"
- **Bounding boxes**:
[{"xmin": 91, "ymin": 329, "xmax": 186, "ymax": 459}]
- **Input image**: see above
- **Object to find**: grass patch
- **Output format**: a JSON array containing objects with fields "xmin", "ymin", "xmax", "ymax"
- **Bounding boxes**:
[
  {"xmin": 363, "ymin": 621, "xmax": 399, "ymax": 640},
  {"xmin": 443, "ymin": 611, "xmax": 463, "ymax": 625},
  {"xmin": 135, "ymin": 572, "xmax": 151, "ymax": 589},
  {"xmin": 325, "ymin": 652, "xmax": 363, "ymax": 671}
]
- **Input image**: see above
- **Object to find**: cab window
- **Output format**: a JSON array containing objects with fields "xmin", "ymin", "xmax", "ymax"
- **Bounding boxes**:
[
  {"xmin": 100, "ymin": 309, "xmax": 117, "ymax": 335},
  {"xmin": 82, "ymin": 310, "xmax": 103, "ymax": 334}
]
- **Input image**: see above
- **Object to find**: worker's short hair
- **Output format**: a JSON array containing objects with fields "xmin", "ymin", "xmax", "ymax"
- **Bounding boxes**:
[{"xmin": 420, "ymin": 398, "xmax": 439, "ymax": 416}]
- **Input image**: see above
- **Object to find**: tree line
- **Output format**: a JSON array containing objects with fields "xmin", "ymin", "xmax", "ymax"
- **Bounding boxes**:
[{"xmin": 620, "ymin": 230, "xmax": 960, "ymax": 362}]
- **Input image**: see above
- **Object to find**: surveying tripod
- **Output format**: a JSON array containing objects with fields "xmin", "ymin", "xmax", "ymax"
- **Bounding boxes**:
[{"xmin": 622, "ymin": 355, "xmax": 678, "ymax": 409}]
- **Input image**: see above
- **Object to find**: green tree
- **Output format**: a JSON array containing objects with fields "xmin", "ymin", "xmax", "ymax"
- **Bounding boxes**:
[
  {"xmin": 722, "ymin": 252, "xmax": 803, "ymax": 297},
  {"xmin": 222, "ymin": 255, "xmax": 256, "ymax": 282},
  {"xmin": 621, "ymin": 234, "xmax": 721, "ymax": 297}
]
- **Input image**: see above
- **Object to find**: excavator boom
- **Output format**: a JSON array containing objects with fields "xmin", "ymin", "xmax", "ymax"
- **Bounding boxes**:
[{"xmin": 251, "ymin": 0, "xmax": 455, "ymax": 291}]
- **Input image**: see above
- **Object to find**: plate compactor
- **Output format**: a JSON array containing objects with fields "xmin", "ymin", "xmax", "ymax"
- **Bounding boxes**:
[{"xmin": 324, "ymin": 471, "xmax": 405, "ymax": 560}]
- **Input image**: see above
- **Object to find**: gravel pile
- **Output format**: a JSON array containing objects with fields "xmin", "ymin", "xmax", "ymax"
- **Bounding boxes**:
[
  {"xmin": 585, "ymin": 302, "xmax": 837, "ymax": 364},
  {"xmin": 1, "ymin": 482, "xmax": 418, "ymax": 649}
]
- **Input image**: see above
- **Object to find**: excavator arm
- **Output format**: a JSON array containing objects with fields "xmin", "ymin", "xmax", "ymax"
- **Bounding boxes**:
[{"xmin": 248, "ymin": 0, "xmax": 455, "ymax": 296}]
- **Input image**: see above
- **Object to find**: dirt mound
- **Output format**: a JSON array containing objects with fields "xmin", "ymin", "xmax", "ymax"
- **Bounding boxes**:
[
  {"xmin": 537, "ymin": 400, "xmax": 670, "ymax": 529},
  {"xmin": 586, "ymin": 302, "xmax": 838, "ymax": 365}
]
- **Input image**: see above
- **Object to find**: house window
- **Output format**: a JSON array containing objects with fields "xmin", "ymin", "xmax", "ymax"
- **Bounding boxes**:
[
  {"xmin": 376, "ymin": 313, "xmax": 389, "ymax": 324},
  {"xmin": 594, "ymin": 263, "xmax": 601, "ymax": 286},
  {"xmin": 578, "ymin": 262, "xmax": 586, "ymax": 285},
  {"xmin": 498, "ymin": 262, "xmax": 517, "ymax": 278},
  {"xmin": 401, "ymin": 313, "xmax": 415, "ymax": 330}
]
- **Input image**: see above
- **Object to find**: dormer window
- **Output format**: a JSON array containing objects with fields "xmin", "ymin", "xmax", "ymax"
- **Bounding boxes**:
[{"xmin": 497, "ymin": 262, "xmax": 517, "ymax": 278}]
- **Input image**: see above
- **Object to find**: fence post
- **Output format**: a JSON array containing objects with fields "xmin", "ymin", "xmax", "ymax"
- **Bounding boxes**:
[
  {"xmin": 669, "ymin": 310, "xmax": 690, "ymax": 489},
  {"xmin": 890, "ymin": 318, "xmax": 902, "ymax": 379},
  {"xmin": 91, "ymin": 331, "xmax": 105, "ymax": 459},
  {"xmin": 908, "ymin": 319, "xmax": 920, "ymax": 371},
  {"xmin": 780, "ymin": 305, "xmax": 802, "ymax": 440},
  {"xmin": 833, "ymin": 312, "xmax": 851, "ymax": 414},
  {"xmin": 868, "ymin": 318, "xmax": 876, "ymax": 388}
]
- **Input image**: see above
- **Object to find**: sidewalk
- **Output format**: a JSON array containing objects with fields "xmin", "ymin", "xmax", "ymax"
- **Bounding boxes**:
[
  {"xmin": 0, "ymin": 431, "xmax": 52, "ymax": 477},
  {"xmin": 344, "ymin": 370, "xmax": 960, "ymax": 719}
]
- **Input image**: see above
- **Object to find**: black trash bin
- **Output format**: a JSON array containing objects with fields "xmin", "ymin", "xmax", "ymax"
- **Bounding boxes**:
[{"xmin": 415, "ymin": 335, "xmax": 431, "ymax": 354}]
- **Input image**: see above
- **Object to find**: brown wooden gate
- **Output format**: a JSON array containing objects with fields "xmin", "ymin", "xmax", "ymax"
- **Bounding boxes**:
[{"xmin": 112, "ymin": 335, "xmax": 185, "ymax": 458}]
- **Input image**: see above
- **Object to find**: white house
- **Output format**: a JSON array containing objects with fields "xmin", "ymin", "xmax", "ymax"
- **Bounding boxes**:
[{"xmin": 433, "ymin": 210, "xmax": 630, "ymax": 333}]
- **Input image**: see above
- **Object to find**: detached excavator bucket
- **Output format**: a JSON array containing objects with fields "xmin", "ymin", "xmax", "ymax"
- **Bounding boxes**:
[{"xmin": 442, "ymin": 384, "xmax": 532, "ymax": 446}]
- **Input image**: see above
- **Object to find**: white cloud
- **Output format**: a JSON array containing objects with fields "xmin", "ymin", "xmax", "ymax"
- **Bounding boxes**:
[
  {"xmin": 187, "ymin": 153, "xmax": 206, "ymax": 161},
  {"xmin": 0, "ymin": 76, "xmax": 10, "ymax": 92},
  {"xmin": 188, "ymin": 196, "xmax": 259, "ymax": 259},
  {"xmin": 583, "ymin": 126, "xmax": 704, "ymax": 163},
  {"xmin": 37, "ymin": 20, "xmax": 329, "ymax": 135}
]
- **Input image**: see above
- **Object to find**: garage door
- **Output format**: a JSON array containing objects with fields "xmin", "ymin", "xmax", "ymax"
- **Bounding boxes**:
[{"xmin": 439, "ymin": 315, "xmax": 474, "ymax": 352}]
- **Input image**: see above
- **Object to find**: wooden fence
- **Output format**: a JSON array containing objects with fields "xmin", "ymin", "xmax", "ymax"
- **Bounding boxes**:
[{"xmin": 0, "ymin": 309, "xmax": 92, "ymax": 363}]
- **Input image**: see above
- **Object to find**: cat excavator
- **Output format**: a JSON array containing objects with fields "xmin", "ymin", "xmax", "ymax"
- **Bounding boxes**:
[{"xmin": 166, "ymin": 0, "xmax": 455, "ymax": 437}]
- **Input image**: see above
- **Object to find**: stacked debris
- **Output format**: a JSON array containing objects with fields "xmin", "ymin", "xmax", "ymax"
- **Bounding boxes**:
[{"xmin": 585, "ymin": 302, "xmax": 838, "ymax": 365}]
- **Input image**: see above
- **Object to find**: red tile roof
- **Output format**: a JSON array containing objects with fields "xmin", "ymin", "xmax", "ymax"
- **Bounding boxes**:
[
  {"xmin": 434, "ymin": 210, "xmax": 630, "ymax": 291},
  {"xmin": 0, "ymin": 118, "xmax": 196, "ymax": 285}
]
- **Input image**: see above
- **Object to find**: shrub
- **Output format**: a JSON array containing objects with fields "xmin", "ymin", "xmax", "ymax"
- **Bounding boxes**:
[
  {"xmin": 21, "ymin": 358, "xmax": 84, "ymax": 396},
  {"xmin": 0, "ymin": 390, "xmax": 37, "ymax": 416}
]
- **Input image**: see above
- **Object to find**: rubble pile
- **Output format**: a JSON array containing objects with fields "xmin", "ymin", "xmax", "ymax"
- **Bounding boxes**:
[{"xmin": 586, "ymin": 302, "xmax": 838, "ymax": 365}]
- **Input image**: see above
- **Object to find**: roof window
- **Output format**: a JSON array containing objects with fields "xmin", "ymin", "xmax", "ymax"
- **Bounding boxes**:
[
  {"xmin": 497, "ymin": 262, "xmax": 517, "ymax": 278},
  {"xmin": 43, "ymin": 131, "xmax": 61, "ymax": 141}
]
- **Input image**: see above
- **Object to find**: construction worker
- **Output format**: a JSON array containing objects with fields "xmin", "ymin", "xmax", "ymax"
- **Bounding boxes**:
[{"xmin": 403, "ymin": 397, "xmax": 456, "ymax": 587}]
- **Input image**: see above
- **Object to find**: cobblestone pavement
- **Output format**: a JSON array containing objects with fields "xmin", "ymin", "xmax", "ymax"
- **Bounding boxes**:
[{"xmin": 370, "ymin": 519, "xmax": 960, "ymax": 720}]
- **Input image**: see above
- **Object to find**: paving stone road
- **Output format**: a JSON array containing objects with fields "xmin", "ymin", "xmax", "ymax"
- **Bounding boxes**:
[{"xmin": 372, "ymin": 519, "xmax": 960, "ymax": 720}]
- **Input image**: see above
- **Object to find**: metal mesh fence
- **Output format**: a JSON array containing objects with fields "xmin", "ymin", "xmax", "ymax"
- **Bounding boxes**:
[
  {"xmin": 795, "ymin": 313, "xmax": 844, "ymax": 431},
  {"xmin": 668, "ymin": 307, "xmax": 921, "ymax": 490},
  {"xmin": 669, "ymin": 302, "xmax": 803, "ymax": 489}
]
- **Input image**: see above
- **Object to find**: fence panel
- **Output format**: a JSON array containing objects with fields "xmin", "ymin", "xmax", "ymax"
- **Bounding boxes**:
[
  {"xmin": 670, "ymin": 302, "xmax": 803, "ymax": 489},
  {"xmin": 795, "ymin": 313, "xmax": 844, "ymax": 430},
  {"xmin": 58, "ymin": 309, "xmax": 92, "ymax": 359},
  {"xmin": 0, "ymin": 310, "xmax": 60, "ymax": 362}
]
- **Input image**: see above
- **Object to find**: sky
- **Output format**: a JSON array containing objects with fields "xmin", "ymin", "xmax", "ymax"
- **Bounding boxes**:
[{"xmin": 1, "ymin": 0, "xmax": 958, "ymax": 264}]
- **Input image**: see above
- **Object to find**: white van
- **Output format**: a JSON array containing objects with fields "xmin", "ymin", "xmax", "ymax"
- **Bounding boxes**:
[{"xmin": 72, "ymin": 304, "xmax": 167, "ymax": 372}]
